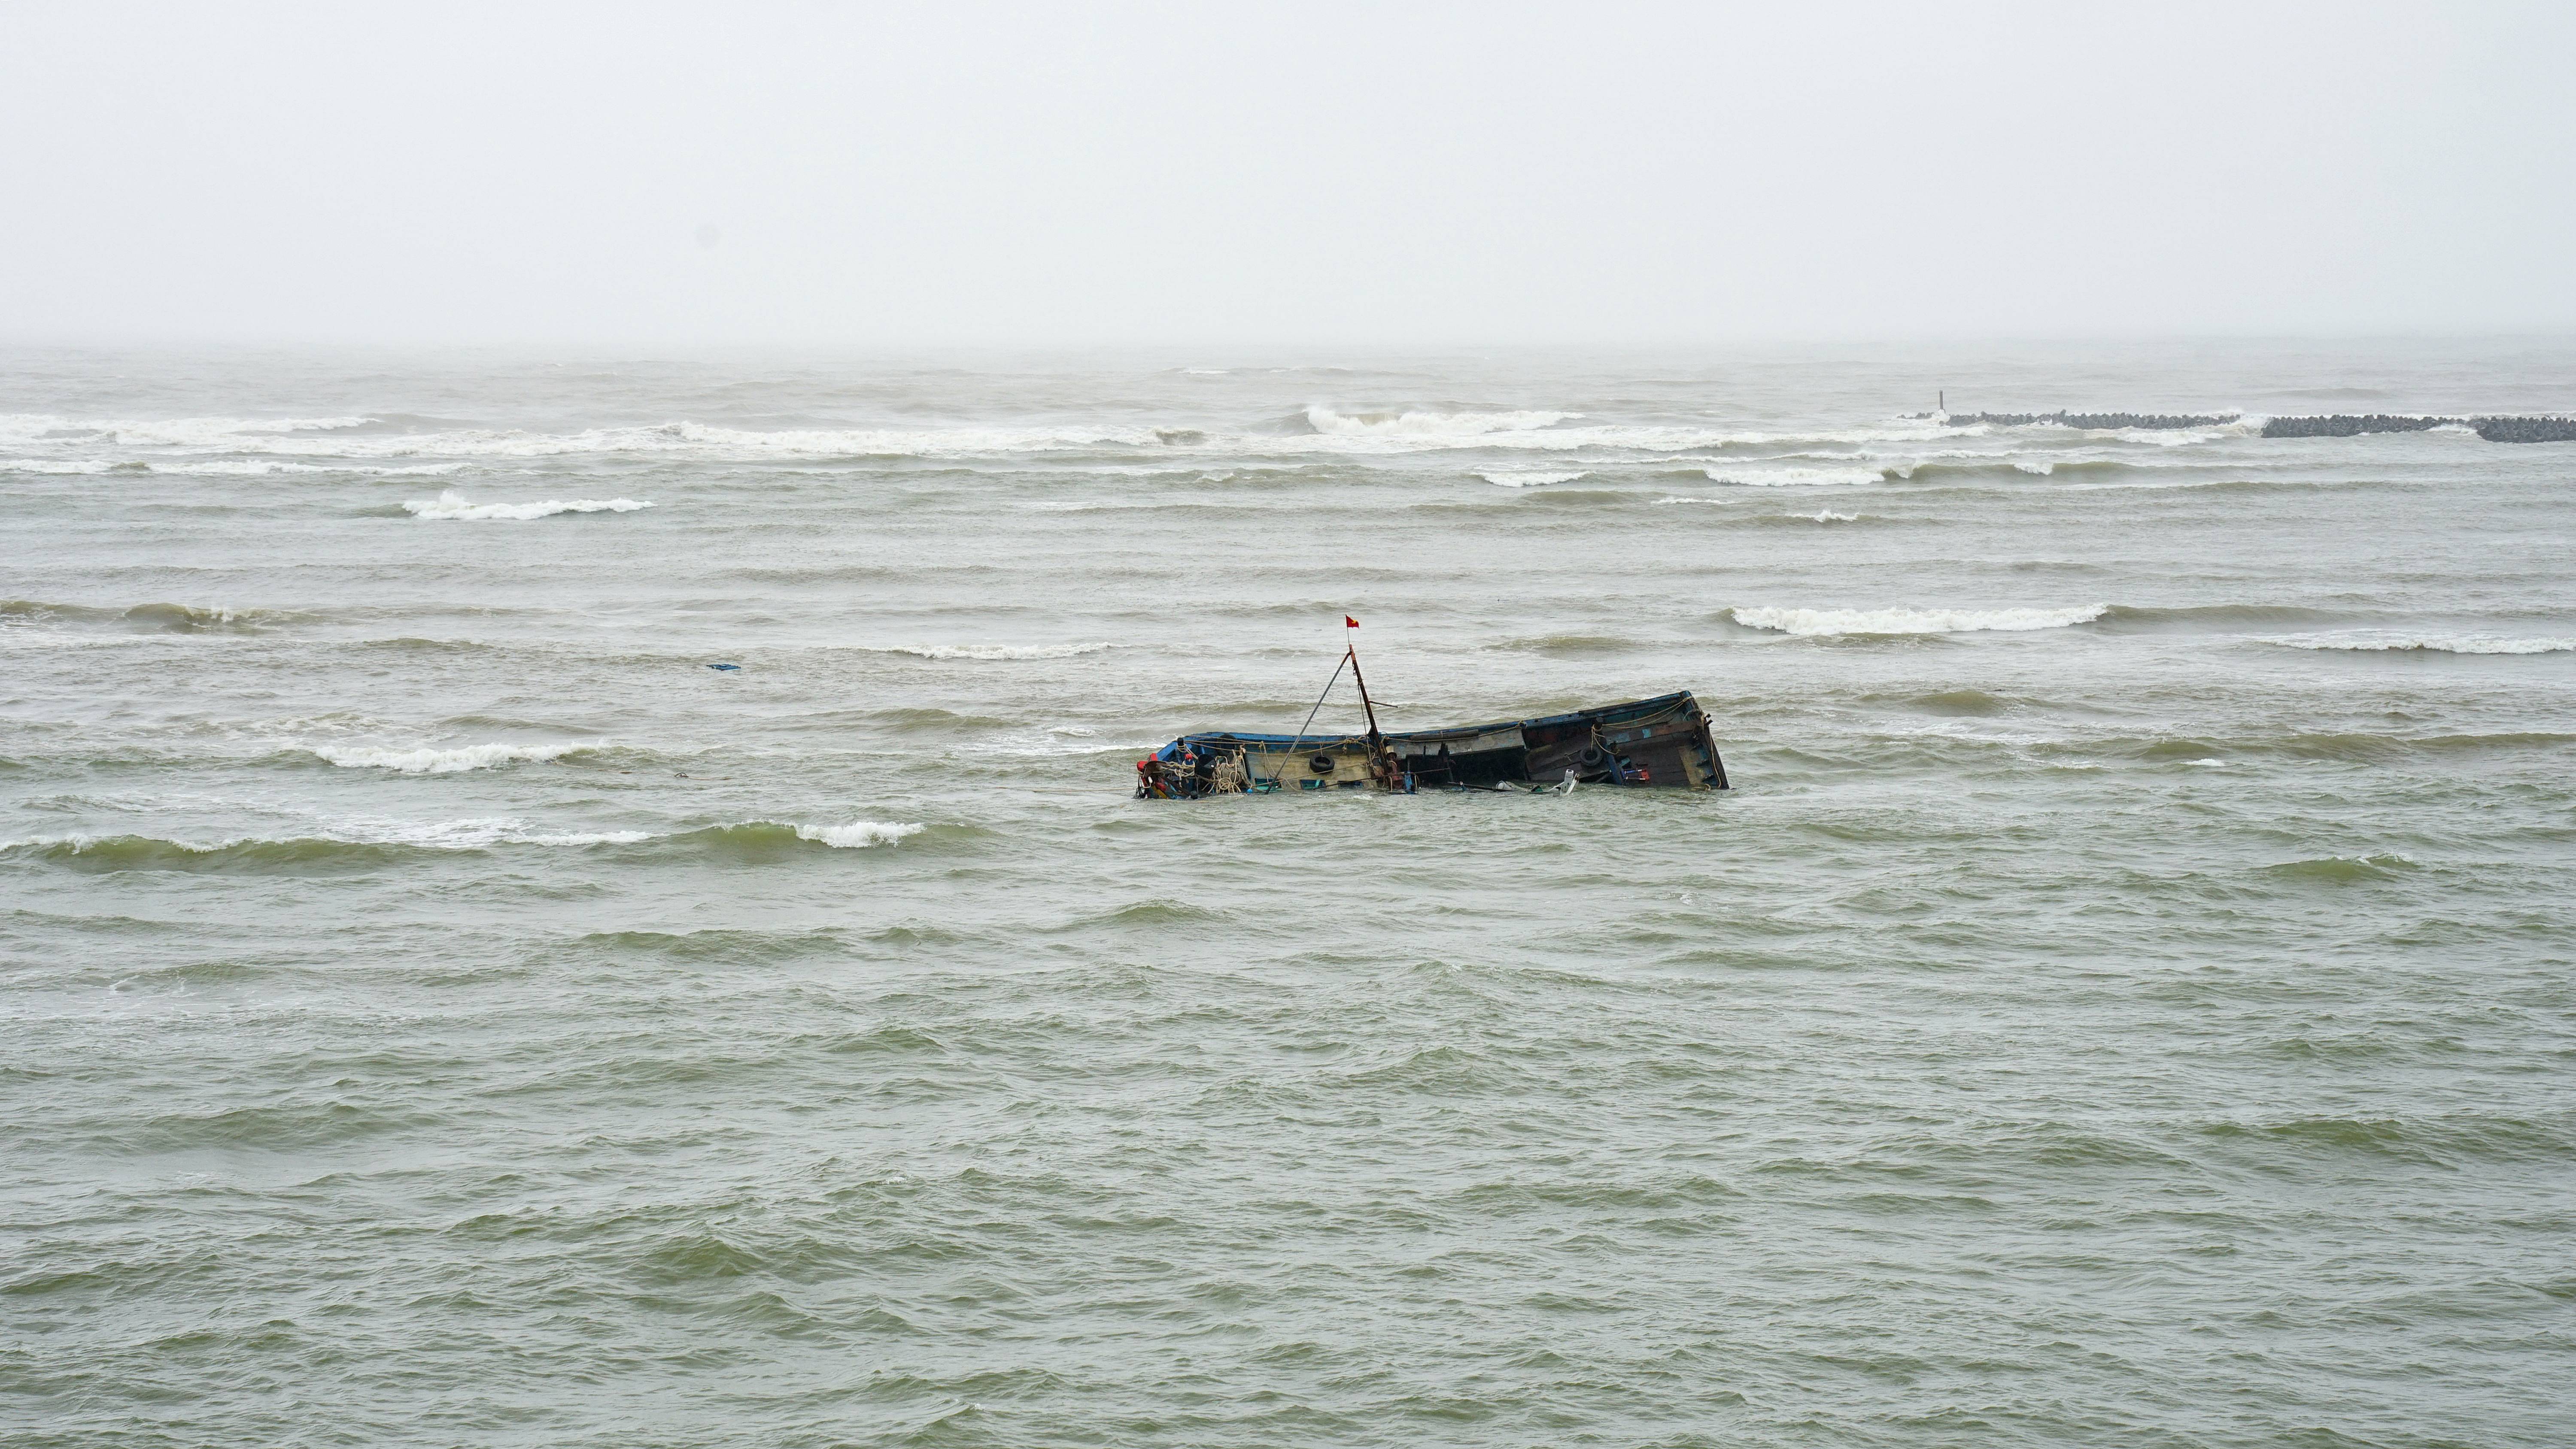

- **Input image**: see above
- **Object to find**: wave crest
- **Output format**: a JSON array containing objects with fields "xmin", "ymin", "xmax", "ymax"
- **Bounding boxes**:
[
  {"xmin": 796, "ymin": 821, "xmax": 923, "ymax": 848},
  {"xmin": 1701, "ymin": 465, "xmax": 1884, "ymax": 487},
  {"xmin": 1730, "ymin": 604, "xmax": 2109, "ymax": 637},
  {"xmin": 2268, "ymin": 632, "xmax": 2576, "ymax": 655},
  {"xmin": 660, "ymin": 820, "xmax": 927, "ymax": 856},
  {"xmin": 312, "ymin": 742, "xmax": 586, "ymax": 773},
  {"xmin": 1475, "ymin": 469, "xmax": 1588, "ymax": 487},
  {"xmin": 404, "ymin": 490, "xmax": 652, "ymax": 521},
  {"xmin": 0, "ymin": 414, "xmax": 374, "ymax": 447},
  {"xmin": 0, "ymin": 600, "xmax": 305, "ymax": 634},
  {"xmin": 872, "ymin": 643, "xmax": 1112, "ymax": 661},
  {"xmin": 6, "ymin": 833, "xmax": 428, "ymax": 874},
  {"xmin": 1303, "ymin": 406, "xmax": 1573, "ymax": 437}
]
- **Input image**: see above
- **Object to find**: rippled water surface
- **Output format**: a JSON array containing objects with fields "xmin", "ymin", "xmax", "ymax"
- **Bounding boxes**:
[{"xmin": 6, "ymin": 341, "xmax": 2573, "ymax": 1447}]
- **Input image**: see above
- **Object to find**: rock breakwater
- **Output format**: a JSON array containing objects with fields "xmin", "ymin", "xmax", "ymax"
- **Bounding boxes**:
[
  {"xmin": 2262, "ymin": 415, "xmax": 2576, "ymax": 443},
  {"xmin": 2470, "ymin": 416, "xmax": 2576, "ymax": 443},
  {"xmin": 1933, "ymin": 411, "xmax": 2576, "ymax": 443}
]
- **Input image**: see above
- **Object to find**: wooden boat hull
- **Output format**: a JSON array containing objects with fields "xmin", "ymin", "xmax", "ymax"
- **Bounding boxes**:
[{"xmin": 1141, "ymin": 691, "xmax": 1727, "ymax": 795}]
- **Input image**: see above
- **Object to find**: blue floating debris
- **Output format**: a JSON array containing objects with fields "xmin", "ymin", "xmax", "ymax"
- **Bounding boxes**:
[{"xmin": 707, "ymin": 663, "xmax": 742, "ymax": 672}]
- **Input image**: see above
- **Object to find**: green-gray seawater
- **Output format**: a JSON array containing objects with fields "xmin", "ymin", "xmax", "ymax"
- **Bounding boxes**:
[{"xmin": 5, "ymin": 342, "xmax": 2572, "ymax": 1446}]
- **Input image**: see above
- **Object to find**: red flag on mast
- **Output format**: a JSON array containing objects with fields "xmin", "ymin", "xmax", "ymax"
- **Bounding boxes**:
[{"xmin": 1345, "ymin": 615, "xmax": 1358, "ymax": 627}]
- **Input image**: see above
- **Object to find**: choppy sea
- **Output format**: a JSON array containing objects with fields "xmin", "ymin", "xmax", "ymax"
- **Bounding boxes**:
[{"xmin": 5, "ymin": 340, "xmax": 2572, "ymax": 1447}]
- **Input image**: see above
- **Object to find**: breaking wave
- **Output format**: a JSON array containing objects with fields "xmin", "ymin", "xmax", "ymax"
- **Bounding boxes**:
[
  {"xmin": 1729, "ymin": 604, "xmax": 2110, "ymax": 637},
  {"xmin": 796, "ymin": 821, "xmax": 924, "ymax": 848},
  {"xmin": 1303, "ymin": 406, "xmax": 1573, "ymax": 437},
  {"xmin": 656, "ymin": 821, "xmax": 930, "ymax": 856},
  {"xmin": 0, "ymin": 458, "xmax": 473, "ymax": 477},
  {"xmin": 2267, "ymin": 632, "xmax": 2576, "ymax": 655},
  {"xmin": 870, "ymin": 643, "xmax": 1113, "ymax": 661},
  {"xmin": 404, "ymin": 490, "xmax": 652, "ymax": 521},
  {"xmin": 0, "ymin": 600, "xmax": 310, "ymax": 634},
  {"xmin": 1700, "ymin": 466, "xmax": 1883, "ymax": 487},
  {"xmin": 5, "ymin": 834, "xmax": 434, "ymax": 873},
  {"xmin": 2097, "ymin": 604, "xmax": 2354, "ymax": 629},
  {"xmin": 0, "ymin": 414, "xmax": 374, "ymax": 447},
  {"xmin": 155, "ymin": 460, "xmax": 468, "ymax": 477},
  {"xmin": 2, "ymin": 411, "xmax": 2005, "ymax": 470},
  {"xmin": 311, "ymin": 742, "xmax": 588, "ymax": 773},
  {"xmin": 1885, "ymin": 458, "xmax": 2134, "ymax": 482},
  {"xmin": 1475, "ymin": 469, "xmax": 1589, "ymax": 487}
]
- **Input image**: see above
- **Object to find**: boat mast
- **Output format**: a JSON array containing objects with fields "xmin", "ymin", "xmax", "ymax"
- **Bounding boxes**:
[{"xmin": 1344, "ymin": 616, "xmax": 1382, "ymax": 747}]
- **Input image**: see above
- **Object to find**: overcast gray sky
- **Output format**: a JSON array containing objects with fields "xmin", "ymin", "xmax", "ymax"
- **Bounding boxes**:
[{"xmin": 4, "ymin": 1, "xmax": 2568, "ymax": 346}]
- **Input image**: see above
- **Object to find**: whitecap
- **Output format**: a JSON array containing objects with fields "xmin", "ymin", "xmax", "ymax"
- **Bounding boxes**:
[
  {"xmin": 875, "ymin": 643, "xmax": 1112, "ymax": 661},
  {"xmin": 161, "ymin": 461, "xmax": 467, "ymax": 477},
  {"xmin": 311, "ymin": 742, "xmax": 584, "ymax": 773},
  {"xmin": 404, "ymin": 490, "xmax": 651, "ymax": 520},
  {"xmin": 1476, "ymin": 469, "xmax": 1589, "ymax": 487},
  {"xmin": 0, "ymin": 413, "xmax": 373, "ymax": 447},
  {"xmin": 796, "ymin": 821, "xmax": 923, "ymax": 848},
  {"xmin": 2268, "ymin": 631, "xmax": 2576, "ymax": 655},
  {"xmin": 1729, "ymin": 604, "xmax": 2110, "ymax": 637},
  {"xmin": 1305, "ymin": 405, "xmax": 1574, "ymax": 437},
  {"xmin": 1701, "ymin": 466, "xmax": 1884, "ymax": 487}
]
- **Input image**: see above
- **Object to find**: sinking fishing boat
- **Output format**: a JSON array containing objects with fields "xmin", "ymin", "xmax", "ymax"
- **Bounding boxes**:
[{"xmin": 1135, "ymin": 621, "xmax": 1728, "ymax": 797}]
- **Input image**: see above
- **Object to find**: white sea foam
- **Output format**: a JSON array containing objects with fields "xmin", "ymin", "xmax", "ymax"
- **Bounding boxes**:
[
  {"xmin": 1476, "ymin": 469, "xmax": 1588, "ymax": 487},
  {"xmin": 1730, "ymin": 604, "xmax": 2110, "ymax": 637},
  {"xmin": 1965, "ymin": 416, "xmax": 2263, "ymax": 445},
  {"xmin": 1305, "ymin": 406, "xmax": 1574, "ymax": 437},
  {"xmin": 2, "ymin": 411, "xmax": 1987, "ymax": 467},
  {"xmin": 649, "ymin": 421, "xmax": 1162, "ymax": 457},
  {"xmin": 877, "ymin": 643, "xmax": 1112, "ymax": 661},
  {"xmin": 6, "ymin": 457, "xmax": 459, "ymax": 477},
  {"xmin": 362, "ymin": 816, "xmax": 536, "ymax": 848},
  {"xmin": 8, "ymin": 417, "xmax": 1163, "ymax": 464},
  {"xmin": 312, "ymin": 742, "xmax": 585, "ymax": 773},
  {"xmin": 363, "ymin": 817, "xmax": 655, "ymax": 848},
  {"xmin": 796, "ymin": 821, "xmax": 923, "ymax": 848},
  {"xmin": 0, "ymin": 414, "xmax": 373, "ymax": 447},
  {"xmin": 2111, "ymin": 423, "xmax": 2259, "ymax": 446},
  {"xmin": 162, "ymin": 460, "xmax": 467, "ymax": 477},
  {"xmin": 1701, "ymin": 466, "xmax": 1883, "ymax": 487},
  {"xmin": 1652, "ymin": 496, "xmax": 1733, "ymax": 506},
  {"xmin": 1801, "ymin": 509, "xmax": 1859, "ymax": 522},
  {"xmin": 2268, "ymin": 631, "xmax": 2576, "ymax": 655},
  {"xmin": 404, "ymin": 490, "xmax": 652, "ymax": 520},
  {"xmin": 10, "ymin": 818, "xmax": 661, "ymax": 853}
]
